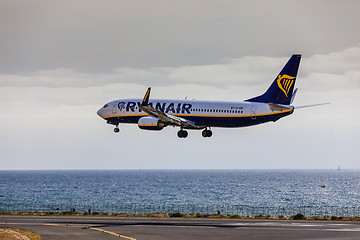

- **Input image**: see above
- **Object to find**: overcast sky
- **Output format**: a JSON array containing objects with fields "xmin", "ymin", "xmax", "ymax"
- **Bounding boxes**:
[{"xmin": 0, "ymin": 0, "xmax": 359, "ymax": 170}]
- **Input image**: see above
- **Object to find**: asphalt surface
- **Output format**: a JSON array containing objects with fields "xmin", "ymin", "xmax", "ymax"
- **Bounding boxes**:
[{"xmin": 1, "ymin": 215, "xmax": 360, "ymax": 240}]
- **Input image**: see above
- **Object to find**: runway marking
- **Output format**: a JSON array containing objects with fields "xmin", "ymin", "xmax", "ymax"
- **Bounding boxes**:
[
  {"xmin": 90, "ymin": 227, "xmax": 136, "ymax": 240},
  {"xmin": 326, "ymin": 228, "xmax": 360, "ymax": 232},
  {"xmin": 44, "ymin": 224, "xmax": 136, "ymax": 240}
]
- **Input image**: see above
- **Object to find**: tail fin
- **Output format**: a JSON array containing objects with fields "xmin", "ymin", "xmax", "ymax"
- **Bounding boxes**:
[{"xmin": 246, "ymin": 54, "xmax": 301, "ymax": 105}]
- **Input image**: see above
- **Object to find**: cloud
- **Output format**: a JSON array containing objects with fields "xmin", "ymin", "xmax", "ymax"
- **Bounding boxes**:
[
  {"xmin": 1, "ymin": 46, "xmax": 359, "ymax": 93},
  {"xmin": 301, "ymin": 45, "xmax": 360, "ymax": 75},
  {"xmin": 1, "ymin": 1, "xmax": 360, "ymax": 73},
  {"xmin": 0, "ymin": 59, "xmax": 279, "ymax": 88}
]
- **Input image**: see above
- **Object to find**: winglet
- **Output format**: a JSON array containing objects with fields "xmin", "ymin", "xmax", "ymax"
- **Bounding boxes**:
[{"xmin": 141, "ymin": 87, "xmax": 151, "ymax": 106}]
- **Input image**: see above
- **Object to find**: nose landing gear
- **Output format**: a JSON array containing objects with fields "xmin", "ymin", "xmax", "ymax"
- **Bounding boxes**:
[
  {"xmin": 202, "ymin": 129, "xmax": 212, "ymax": 138},
  {"xmin": 114, "ymin": 125, "xmax": 120, "ymax": 133}
]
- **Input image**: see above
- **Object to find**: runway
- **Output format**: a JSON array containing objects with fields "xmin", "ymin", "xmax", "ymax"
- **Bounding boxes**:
[{"xmin": 1, "ymin": 215, "xmax": 360, "ymax": 240}]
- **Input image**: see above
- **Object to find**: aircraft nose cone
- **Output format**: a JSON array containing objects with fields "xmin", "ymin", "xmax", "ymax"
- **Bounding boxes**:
[{"xmin": 97, "ymin": 108, "xmax": 104, "ymax": 118}]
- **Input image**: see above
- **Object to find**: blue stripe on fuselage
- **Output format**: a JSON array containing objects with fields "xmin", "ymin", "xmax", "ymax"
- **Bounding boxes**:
[{"xmin": 105, "ymin": 110, "xmax": 293, "ymax": 128}]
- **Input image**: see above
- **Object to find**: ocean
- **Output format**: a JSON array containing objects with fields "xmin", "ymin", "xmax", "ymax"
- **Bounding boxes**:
[{"xmin": 0, "ymin": 170, "xmax": 359, "ymax": 216}]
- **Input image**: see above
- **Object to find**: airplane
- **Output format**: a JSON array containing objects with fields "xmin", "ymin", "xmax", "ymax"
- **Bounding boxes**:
[{"xmin": 97, "ymin": 54, "xmax": 326, "ymax": 138}]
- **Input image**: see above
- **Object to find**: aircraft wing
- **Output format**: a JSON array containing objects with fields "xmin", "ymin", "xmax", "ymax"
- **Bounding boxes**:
[{"xmin": 140, "ymin": 87, "xmax": 199, "ymax": 128}]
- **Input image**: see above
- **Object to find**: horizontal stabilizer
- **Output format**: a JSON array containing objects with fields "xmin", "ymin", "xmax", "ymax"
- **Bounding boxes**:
[{"xmin": 268, "ymin": 103, "xmax": 293, "ymax": 111}]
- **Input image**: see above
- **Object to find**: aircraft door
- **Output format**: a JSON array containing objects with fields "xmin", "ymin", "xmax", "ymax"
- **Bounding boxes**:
[
  {"xmin": 251, "ymin": 105, "xmax": 257, "ymax": 120},
  {"xmin": 112, "ymin": 102, "xmax": 117, "ymax": 115}
]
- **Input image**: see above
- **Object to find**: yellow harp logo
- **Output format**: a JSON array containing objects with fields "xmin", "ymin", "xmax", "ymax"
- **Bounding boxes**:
[{"xmin": 277, "ymin": 74, "xmax": 295, "ymax": 97}]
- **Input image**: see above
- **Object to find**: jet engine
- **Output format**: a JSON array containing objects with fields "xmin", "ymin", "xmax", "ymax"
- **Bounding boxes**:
[{"xmin": 138, "ymin": 116, "xmax": 165, "ymax": 130}]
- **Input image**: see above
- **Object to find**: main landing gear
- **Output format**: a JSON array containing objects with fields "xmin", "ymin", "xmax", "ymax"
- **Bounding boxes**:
[
  {"xmin": 177, "ymin": 129, "xmax": 188, "ymax": 138},
  {"xmin": 202, "ymin": 129, "xmax": 212, "ymax": 138},
  {"xmin": 114, "ymin": 125, "xmax": 120, "ymax": 133},
  {"xmin": 177, "ymin": 128, "xmax": 213, "ymax": 138}
]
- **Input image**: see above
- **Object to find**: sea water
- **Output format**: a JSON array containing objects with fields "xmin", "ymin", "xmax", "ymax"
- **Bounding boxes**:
[{"xmin": 1, "ymin": 170, "xmax": 359, "ymax": 208}]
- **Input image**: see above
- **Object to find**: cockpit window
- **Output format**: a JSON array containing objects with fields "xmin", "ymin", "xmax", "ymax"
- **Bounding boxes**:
[{"xmin": 103, "ymin": 104, "xmax": 108, "ymax": 108}]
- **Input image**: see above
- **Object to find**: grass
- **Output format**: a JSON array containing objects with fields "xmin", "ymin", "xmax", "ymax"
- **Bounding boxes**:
[{"xmin": 0, "ymin": 228, "xmax": 41, "ymax": 240}]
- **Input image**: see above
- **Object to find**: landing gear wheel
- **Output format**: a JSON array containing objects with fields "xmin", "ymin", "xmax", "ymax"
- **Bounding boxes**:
[
  {"xmin": 202, "ymin": 129, "xmax": 212, "ymax": 138},
  {"xmin": 177, "ymin": 130, "xmax": 188, "ymax": 138},
  {"xmin": 206, "ymin": 130, "xmax": 212, "ymax": 137},
  {"xmin": 202, "ymin": 130, "xmax": 207, "ymax": 137},
  {"xmin": 114, "ymin": 127, "xmax": 120, "ymax": 133}
]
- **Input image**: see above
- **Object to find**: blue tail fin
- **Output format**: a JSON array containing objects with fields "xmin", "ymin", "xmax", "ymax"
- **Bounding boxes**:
[{"xmin": 246, "ymin": 54, "xmax": 301, "ymax": 105}]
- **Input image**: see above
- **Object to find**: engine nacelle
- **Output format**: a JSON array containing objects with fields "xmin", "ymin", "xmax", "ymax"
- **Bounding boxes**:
[{"xmin": 138, "ymin": 116, "xmax": 165, "ymax": 131}]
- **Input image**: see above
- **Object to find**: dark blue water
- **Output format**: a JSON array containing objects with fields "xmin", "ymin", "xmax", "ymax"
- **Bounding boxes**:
[{"xmin": 0, "ymin": 170, "xmax": 359, "ymax": 207}]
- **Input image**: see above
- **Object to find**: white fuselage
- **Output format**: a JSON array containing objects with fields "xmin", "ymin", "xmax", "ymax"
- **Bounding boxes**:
[
  {"xmin": 97, "ymin": 54, "xmax": 301, "ymax": 137},
  {"xmin": 97, "ymin": 98, "xmax": 293, "ymax": 128}
]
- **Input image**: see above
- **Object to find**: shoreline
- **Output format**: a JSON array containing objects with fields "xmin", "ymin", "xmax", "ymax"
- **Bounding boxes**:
[{"xmin": 1, "ymin": 212, "xmax": 359, "ymax": 222}]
